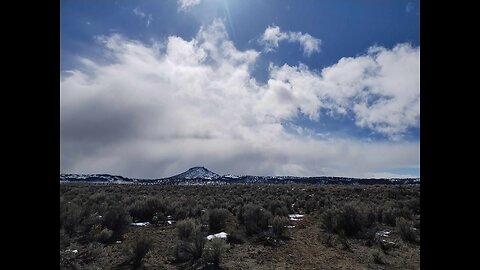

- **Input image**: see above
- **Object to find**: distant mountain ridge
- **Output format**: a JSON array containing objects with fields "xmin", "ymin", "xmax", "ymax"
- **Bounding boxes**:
[{"xmin": 60, "ymin": 167, "xmax": 420, "ymax": 185}]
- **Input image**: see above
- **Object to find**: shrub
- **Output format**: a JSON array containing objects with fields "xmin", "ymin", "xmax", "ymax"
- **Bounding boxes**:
[
  {"xmin": 202, "ymin": 238, "xmax": 230, "ymax": 267},
  {"xmin": 190, "ymin": 230, "xmax": 206, "ymax": 260},
  {"xmin": 174, "ymin": 218, "xmax": 206, "ymax": 262},
  {"xmin": 337, "ymin": 231, "xmax": 351, "ymax": 251},
  {"xmin": 103, "ymin": 206, "xmax": 131, "ymax": 240},
  {"xmin": 240, "ymin": 204, "xmax": 272, "ymax": 236},
  {"xmin": 177, "ymin": 218, "xmax": 200, "ymax": 241},
  {"xmin": 174, "ymin": 206, "xmax": 188, "ymax": 220},
  {"xmin": 174, "ymin": 232, "xmax": 205, "ymax": 262},
  {"xmin": 381, "ymin": 208, "xmax": 396, "ymax": 226},
  {"xmin": 362, "ymin": 227, "xmax": 377, "ymax": 247},
  {"xmin": 174, "ymin": 241, "xmax": 192, "ymax": 262},
  {"xmin": 96, "ymin": 228, "xmax": 113, "ymax": 244},
  {"xmin": 85, "ymin": 193, "xmax": 108, "ymax": 214},
  {"xmin": 271, "ymin": 216, "xmax": 289, "ymax": 238},
  {"xmin": 79, "ymin": 213, "xmax": 102, "ymax": 234},
  {"xmin": 129, "ymin": 197, "xmax": 167, "ymax": 222},
  {"xmin": 88, "ymin": 192, "xmax": 107, "ymax": 204},
  {"xmin": 365, "ymin": 207, "xmax": 377, "ymax": 224},
  {"xmin": 208, "ymin": 208, "xmax": 229, "ymax": 233},
  {"xmin": 226, "ymin": 230, "xmax": 245, "ymax": 244},
  {"xmin": 119, "ymin": 234, "xmax": 153, "ymax": 269},
  {"xmin": 393, "ymin": 207, "xmax": 414, "ymax": 221},
  {"xmin": 174, "ymin": 200, "xmax": 202, "ymax": 220},
  {"xmin": 304, "ymin": 199, "xmax": 317, "ymax": 214},
  {"xmin": 267, "ymin": 200, "xmax": 289, "ymax": 217},
  {"xmin": 397, "ymin": 217, "xmax": 417, "ymax": 243},
  {"xmin": 406, "ymin": 198, "xmax": 420, "ymax": 214},
  {"xmin": 60, "ymin": 202, "xmax": 82, "ymax": 236},
  {"xmin": 151, "ymin": 211, "xmax": 166, "ymax": 226},
  {"xmin": 321, "ymin": 203, "xmax": 370, "ymax": 238}
]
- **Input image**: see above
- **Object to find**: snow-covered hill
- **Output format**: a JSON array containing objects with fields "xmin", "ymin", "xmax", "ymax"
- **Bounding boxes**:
[{"xmin": 169, "ymin": 167, "xmax": 220, "ymax": 180}]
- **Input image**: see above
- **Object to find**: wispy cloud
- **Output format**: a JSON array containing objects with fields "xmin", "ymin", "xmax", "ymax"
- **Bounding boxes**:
[
  {"xmin": 60, "ymin": 19, "xmax": 419, "ymax": 178},
  {"xmin": 133, "ymin": 7, "xmax": 153, "ymax": 27},
  {"xmin": 178, "ymin": 0, "xmax": 201, "ymax": 11},
  {"xmin": 259, "ymin": 25, "xmax": 321, "ymax": 57},
  {"xmin": 133, "ymin": 7, "xmax": 145, "ymax": 17}
]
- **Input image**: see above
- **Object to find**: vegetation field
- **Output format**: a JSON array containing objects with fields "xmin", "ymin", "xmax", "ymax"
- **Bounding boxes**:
[{"xmin": 60, "ymin": 184, "xmax": 420, "ymax": 269}]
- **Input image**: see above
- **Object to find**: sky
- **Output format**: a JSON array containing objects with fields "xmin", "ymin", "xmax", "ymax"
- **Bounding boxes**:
[{"xmin": 60, "ymin": 0, "xmax": 420, "ymax": 179}]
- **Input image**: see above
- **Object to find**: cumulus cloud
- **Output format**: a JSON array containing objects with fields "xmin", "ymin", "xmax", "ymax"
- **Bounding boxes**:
[
  {"xmin": 178, "ymin": 0, "xmax": 201, "ymax": 11},
  {"xmin": 260, "ymin": 44, "xmax": 420, "ymax": 138},
  {"xmin": 60, "ymin": 19, "xmax": 419, "ymax": 178},
  {"xmin": 259, "ymin": 25, "xmax": 321, "ymax": 56},
  {"xmin": 259, "ymin": 25, "xmax": 289, "ymax": 51}
]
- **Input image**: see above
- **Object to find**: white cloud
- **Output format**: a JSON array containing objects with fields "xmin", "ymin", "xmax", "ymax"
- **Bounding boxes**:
[
  {"xmin": 60, "ymin": 19, "xmax": 419, "ymax": 178},
  {"xmin": 288, "ymin": 32, "xmax": 321, "ymax": 56},
  {"xmin": 258, "ymin": 25, "xmax": 289, "ymax": 52},
  {"xmin": 178, "ymin": 0, "xmax": 201, "ymax": 11},
  {"xmin": 257, "ymin": 43, "xmax": 420, "ymax": 138},
  {"xmin": 259, "ymin": 25, "xmax": 321, "ymax": 56}
]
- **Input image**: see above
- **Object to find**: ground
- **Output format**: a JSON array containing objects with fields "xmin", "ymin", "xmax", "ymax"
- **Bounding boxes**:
[{"xmin": 60, "ymin": 184, "xmax": 420, "ymax": 269}]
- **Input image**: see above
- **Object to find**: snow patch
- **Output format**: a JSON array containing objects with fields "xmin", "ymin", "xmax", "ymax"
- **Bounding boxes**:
[
  {"xmin": 288, "ymin": 214, "xmax": 304, "ymax": 221},
  {"xmin": 376, "ymin": 230, "xmax": 391, "ymax": 237},
  {"xmin": 206, "ymin": 232, "xmax": 228, "ymax": 240},
  {"xmin": 381, "ymin": 239, "xmax": 396, "ymax": 245},
  {"xmin": 131, "ymin": 222, "xmax": 150, "ymax": 227}
]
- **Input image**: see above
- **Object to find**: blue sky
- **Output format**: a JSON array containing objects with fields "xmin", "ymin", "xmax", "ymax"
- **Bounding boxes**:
[{"xmin": 60, "ymin": 0, "xmax": 420, "ymax": 178}]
